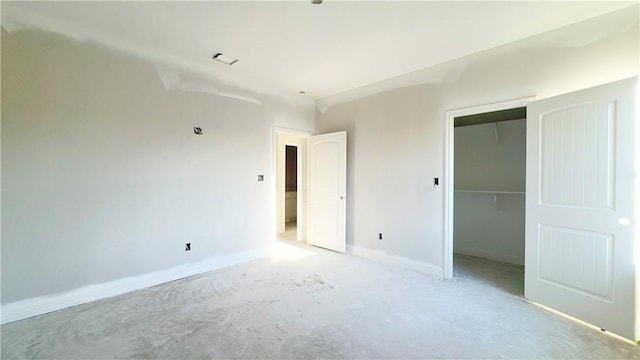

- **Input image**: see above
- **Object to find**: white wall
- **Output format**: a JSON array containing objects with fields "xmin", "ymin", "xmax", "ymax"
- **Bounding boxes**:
[
  {"xmin": 1, "ymin": 29, "xmax": 314, "ymax": 306},
  {"xmin": 315, "ymin": 9, "xmax": 638, "ymax": 272},
  {"xmin": 454, "ymin": 119, "xmax": 526, "ymax": 265},
  {"xmin": 454, "ymin": 120, "xmax": 525, "ymax": 192}
]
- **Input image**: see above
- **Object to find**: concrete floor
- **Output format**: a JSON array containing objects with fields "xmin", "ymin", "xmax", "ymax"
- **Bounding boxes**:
[{"xmin": 2, "ymin": 242, "xmax": 639, "ymax": 359}]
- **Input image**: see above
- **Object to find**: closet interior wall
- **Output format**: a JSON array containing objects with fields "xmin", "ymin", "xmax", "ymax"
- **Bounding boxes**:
[{"xmin": 454, "ymin": 118, "xmax": 526, "ymax": 265}]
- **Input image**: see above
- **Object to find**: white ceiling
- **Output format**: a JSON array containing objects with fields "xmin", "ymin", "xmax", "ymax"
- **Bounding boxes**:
[{"xmin": 2, "ymin": 1, "xmax": 636, "ymax": 100}]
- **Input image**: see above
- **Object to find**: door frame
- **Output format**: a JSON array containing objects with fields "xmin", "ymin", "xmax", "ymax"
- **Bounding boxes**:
[
  {"xmin": 273, "ymin": 127, "xmax": 312, "ymax": 242},
  {"xmin": 443, "ymin": 96, "xmax": 536, "ymax": 279}
]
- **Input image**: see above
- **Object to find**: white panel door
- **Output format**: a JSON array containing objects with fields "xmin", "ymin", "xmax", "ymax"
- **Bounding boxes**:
[
  {"xmin": 525, "ymin": 78, "xmax": 637, "ymax": 340},
  {"xmin": 308, "ymin": 131, "xmax": 346, "ymax": 252}
]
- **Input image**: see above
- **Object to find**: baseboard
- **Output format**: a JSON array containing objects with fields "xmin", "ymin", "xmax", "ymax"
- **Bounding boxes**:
[
  {"xmin": 454, "ymin": 246, "xmax": 524, "ymax": 266},
  {"xmin": 348, "ymin": 245, "xmax": 442, "ymax": 278},
  {"xmin": 0, "ymin": 247, "xmax": 271, "ymax": 325}
]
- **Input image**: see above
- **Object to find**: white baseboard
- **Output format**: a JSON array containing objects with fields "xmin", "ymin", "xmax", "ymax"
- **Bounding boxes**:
[
  {"xmin": 348, "ymin": 245, "xmax": 442, "ymax": 278},
  {"xmin": 454, "ymin": 246, "xmax": 524, "ymax": 266},
  {"xmin": 1, "ymin": 247, "xmax": 271, "ymax": 325}
]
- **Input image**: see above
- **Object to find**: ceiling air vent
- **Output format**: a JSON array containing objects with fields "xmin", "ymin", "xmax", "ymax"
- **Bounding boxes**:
[{"xmin": 212, "ymin": 52, "xmax": 238, "ymax": 65}]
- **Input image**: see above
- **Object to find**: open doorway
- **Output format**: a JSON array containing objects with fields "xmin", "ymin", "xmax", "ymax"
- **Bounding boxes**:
[
  {"xmin": 444, "ymin": 98, "xmax": 534, "ymax": 296},
  {"xmin": 283, "ymin": 145, "xmax": 298, "ymax": 241},
  {"xmin": 453, "ymin": 109, "xmax": 526, "ymax": 295},
  {"xmin": 274, "ymin": 129, "xmax": 347, "ymax": 253},
  {"xmin": 275, "ymin": 129, "xmax": 309, "ymax": 244}
]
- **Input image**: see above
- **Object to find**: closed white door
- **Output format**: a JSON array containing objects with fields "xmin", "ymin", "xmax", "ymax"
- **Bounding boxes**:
[
  {"xmin": 308, "ymin": 131, "xmax": 346, "ymax": 252},
  {"xmin": 525, "ymin": 78, "xmax": 636, "ymax": 340}
]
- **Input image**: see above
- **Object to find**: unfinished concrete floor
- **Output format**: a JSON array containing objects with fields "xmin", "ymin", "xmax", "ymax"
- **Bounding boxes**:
[{"xmin": 2, "ymin": 243, "xmax": 639, "ymax": 359}]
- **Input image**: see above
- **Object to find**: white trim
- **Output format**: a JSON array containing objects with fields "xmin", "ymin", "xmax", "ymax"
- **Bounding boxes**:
[
  {"xmin": 348, "ymin": 245, "xmax": 442, "ymax": 278},
  {"xmin": 295, "ymin": 144, "xmax": 304, "ymax": 242},
  {"xmin": 0, "ymin": 248, "xmax": 271, "ymax": 325},
  {"xmin": 634, "ymin": 79, "xmax": 640, "ymax": 343},
  {"xmin": 273, "ymin": 126, "xmax": 314, "ymax": 136},
  {"xmin": 443, "ymin": 97, "xmax": 535, "ymax": 279},
  {"xmin": 454, "ymin": 247, "xmax": 524, "ymax": 266},
  {"xmin": 272, "ymin": 126, "xmax": 313, "ymax": 176}
]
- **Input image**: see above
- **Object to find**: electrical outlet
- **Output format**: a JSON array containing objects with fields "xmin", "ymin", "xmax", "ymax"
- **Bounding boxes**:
[
  {"xmin": 378, "ymin": 233, "xmax": 383, "ymax": 240},
  {"xmin": 185, "ymin": 243, "xmax": 191, "ymax": 251}
]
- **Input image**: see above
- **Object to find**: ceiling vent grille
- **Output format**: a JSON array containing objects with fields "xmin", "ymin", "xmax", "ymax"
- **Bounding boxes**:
[{"xmin": 212, "ymin": 53, "xmax": 238, "ymax": 65}]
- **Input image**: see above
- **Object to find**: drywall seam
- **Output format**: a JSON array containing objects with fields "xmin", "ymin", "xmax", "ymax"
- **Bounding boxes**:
[
  {"xmin": 316, "ymin": 6, "xmax": 638, "ymax": 113},
  {"xmin": 347, "ymin": 245, "xmax": 442, "ymax": 278},
  {"xmin": 0, "ymin": 2, "xmax": 295, "ymax": 105},
  {"xmin": 154, "ymin": 63, "xmax": 262, "ymax": 105},
  {"xmin": 1, "ymin": 3, "xmax": 200, "ymax": 73},
  {"xmin": 315, "ymin": 62, "xmax": 468, "ymax": 114},
  {"xmin": 0, "ymin": 247, "xmax": 272, "ymax": 325}
]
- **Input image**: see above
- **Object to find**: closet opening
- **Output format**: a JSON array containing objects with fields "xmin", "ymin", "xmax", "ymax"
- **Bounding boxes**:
[{"xmin": 452, "ymin": 107, "xmax": 527, "ymax": 296}]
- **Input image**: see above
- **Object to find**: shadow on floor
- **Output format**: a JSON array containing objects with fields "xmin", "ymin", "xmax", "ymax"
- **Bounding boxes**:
[{"xmin": 454, "ymin": 254, "xmax": 524, "ymax": 296}]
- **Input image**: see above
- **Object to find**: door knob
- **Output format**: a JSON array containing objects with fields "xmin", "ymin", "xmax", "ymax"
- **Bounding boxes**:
[{"xmin": 618, "ymin": 218, "xmax": 631, "ymax": 226}]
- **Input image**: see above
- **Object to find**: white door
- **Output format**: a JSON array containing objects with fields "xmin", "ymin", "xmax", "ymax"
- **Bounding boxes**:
[
  {"xmin": 308, "ymin": 131, "xmax": 347, "ymax": 252},
  {"xmin": 525, "ymin": 78, "xmax": 637, "ymax": 340}
]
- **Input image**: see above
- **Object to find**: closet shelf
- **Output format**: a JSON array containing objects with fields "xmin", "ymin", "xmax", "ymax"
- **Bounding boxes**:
[{"xmin": 455, "ymin": 190, "xmax": 525, "ymax": 194}]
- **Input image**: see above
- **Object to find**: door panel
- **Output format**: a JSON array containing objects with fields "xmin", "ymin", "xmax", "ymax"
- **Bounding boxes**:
[
  {"xmin": 540, "ymin": 102, "xmax": 614, "ymax": 208},
  {"xmin": 525, "ymin": 78, "xmax": 636, "ymax": 340},
  {"xmin": 538, "ymin": 225, "xmax": 613, "ymax": 300},
  {"xmin": 308, "ymin": 131, "xmax": 346, "ymax": 252}
]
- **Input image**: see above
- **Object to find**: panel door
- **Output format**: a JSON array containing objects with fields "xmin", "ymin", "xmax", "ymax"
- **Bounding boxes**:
[
  {"xmin": 525, "ymin": 78, "xmax": 637, "ymax": 340},
  {"xmin": 308, "ymin": 131, "xmax": 346, "ymax": 252}
]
